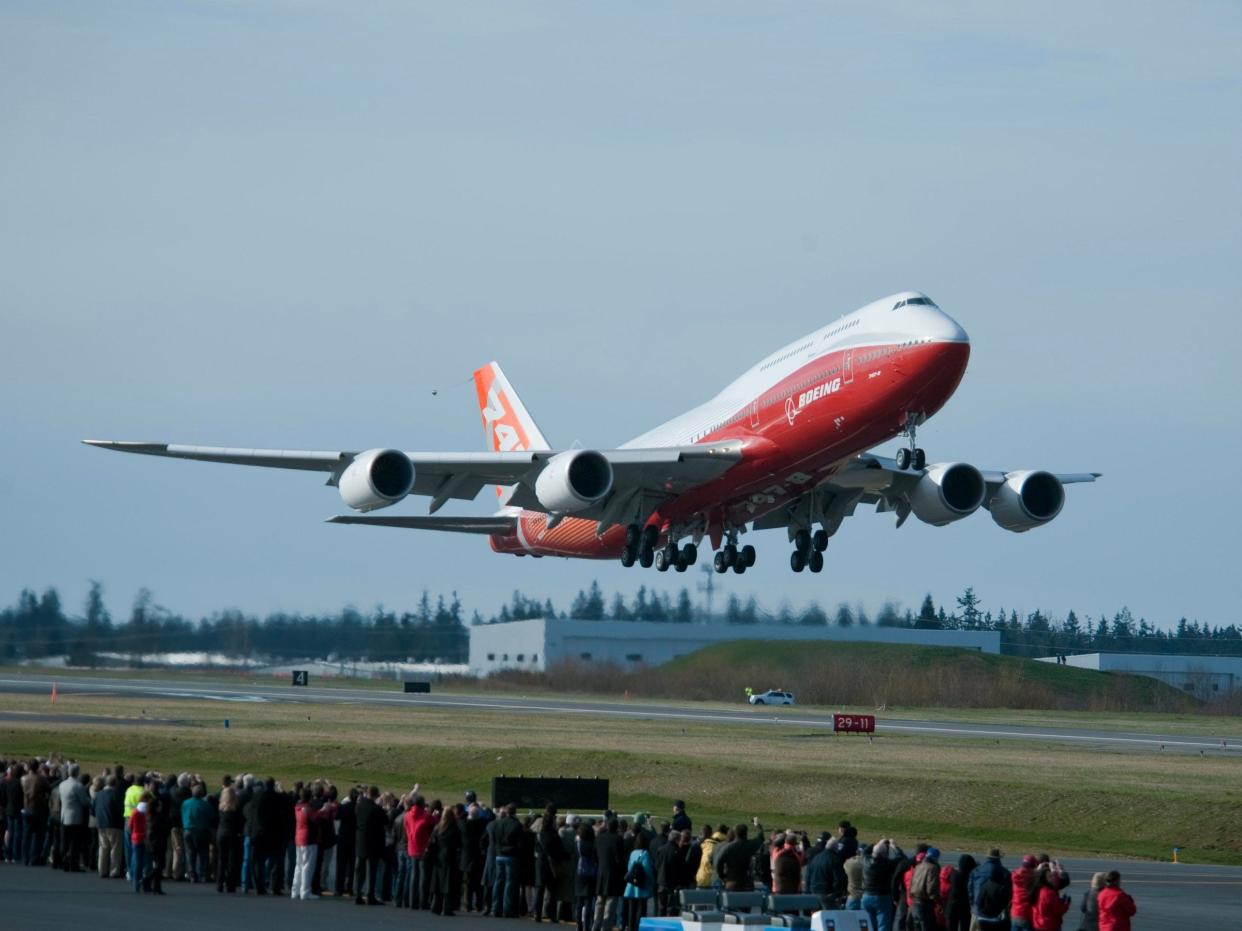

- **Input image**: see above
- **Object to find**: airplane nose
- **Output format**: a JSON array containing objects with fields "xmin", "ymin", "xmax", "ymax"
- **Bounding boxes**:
[{"xmin": 918, "ymin": 306, "xmax": 969, "ymax": 344}]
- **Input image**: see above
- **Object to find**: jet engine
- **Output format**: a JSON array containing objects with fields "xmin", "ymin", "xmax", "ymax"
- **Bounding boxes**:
[
  {"xmin": 989, "ymin": 470, "xmax": 1064, "ymax": 532},
  {"xmin": 338, "ymin": 448, "xmax": 415, "ymax": 512},
  {"xmin": 909, "ymin": 462, "xmax": 987, "ymax": 526},
  {"xmin": 535, "ymin": 449, "xmax": 614, "ymax": 513}
]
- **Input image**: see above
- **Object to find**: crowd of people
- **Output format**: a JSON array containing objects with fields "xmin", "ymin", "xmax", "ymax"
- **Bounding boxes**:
[{"xmin": 2, "ymin": 755, "xmax": 1138, "ymax": 931}]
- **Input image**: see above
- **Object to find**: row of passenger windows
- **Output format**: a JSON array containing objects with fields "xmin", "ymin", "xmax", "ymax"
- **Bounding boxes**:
[
  {"xmin": 486, "ymin": 652, "xmax": 538, "ymax": 662},
  {"xmin": 760, "ymin": 340, "xmax": 814, "ymax": 372},
  {"xmin": 821, "ymin": 319, "xmax": 859, "ymax": 340}
]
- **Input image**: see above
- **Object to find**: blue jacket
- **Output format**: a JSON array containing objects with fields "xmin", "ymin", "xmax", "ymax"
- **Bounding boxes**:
[
  {"xmin": 181, "ymin": 796, "xmax": 212, "ymax": 833},
  {"xmin": 968, "ymin": 857, "xmax": 1011, "ymax": 911},
  {"xmin": 623, "ymin": 849, "xmax": 655, "ymax": 899}
]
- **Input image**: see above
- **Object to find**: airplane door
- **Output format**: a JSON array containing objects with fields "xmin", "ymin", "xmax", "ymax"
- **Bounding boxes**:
[
  {"xmin": 750, "ymin": 400, "xmax": 759, "ymax": 428},
  {"xmin": 843, "ymin": 350, "xmax": 854, "ymax": 385}
]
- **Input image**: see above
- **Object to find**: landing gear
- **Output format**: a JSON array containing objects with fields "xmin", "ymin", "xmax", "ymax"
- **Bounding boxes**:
[
  {"xmin": 790, "ymin": 527, "xmax": 825, "ymax": 573},
  {"xmin": 897, "ymin": 412, "xmax": 926, "ymax": 470},
  {"xmin": 681, "ymin": 543, "xmax": 698, "ymax": 567},
  {"xmin": 713, "ymin": 530, "xmax": 753, "ymax": 574}
]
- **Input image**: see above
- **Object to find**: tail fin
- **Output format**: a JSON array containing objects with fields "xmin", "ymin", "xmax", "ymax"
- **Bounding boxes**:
[{"xmin": 472, "ymin": 362, "xmax": 552, "ymax": 505}]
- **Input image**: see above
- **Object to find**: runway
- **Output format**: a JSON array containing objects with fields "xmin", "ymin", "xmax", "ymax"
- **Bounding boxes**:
[
  {"xmin": 0, "ymin": 855, "xmax": 1235, "ymax": 928},
  {"xmin": 1, "ymin": 671, "xmax": 1239, "ymax": 753}
]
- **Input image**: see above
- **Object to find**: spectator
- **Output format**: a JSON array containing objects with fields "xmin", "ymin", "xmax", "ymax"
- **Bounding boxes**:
[
  {"xmin": 859, "ymin": 839, "xmax": 899, "ymax": 931},
  {"xmin": 428, "ymin": 805, "xmax": 462, "ymax": 915},
  {"xmin": 216, "ymin": 786, "xmax": 243, "ymax": 893},
  {"xmin": 404, "ymin": 791, "xmax": 432, "ymax": 908},
  {"xmin": 772, "ymin": 833, "xmax": 803, "ymax": 895},
  {"xmin": 593, "ymin": 817, "xmax": 626, "ymax": 931},
  {"xmin": 653, "ymin": 823, "xmax": 685, "ymax": 915},
  {"xmin": 1079, "ymin": 872, "xmax": 1106, "ymax": 931},
  {"xmin": 1030, "ymin": 863, "xmax": 1071, "ymax": 930},
  {"xmin": 672, "ymin": 800, "xmax": 691, "ymax": 833},
  {"xmin": 945, "ymin": 854, "xmax": 976, "ymax": 931},
  {"xmin": 335, "ymin": 786, "xmax": 357, "ymax": 898},
  {"xmin": 622, "ymin": 829, "xmax": 654, "ymax": 931},
  {"xmin": 353, "ymin": 785, "xmax": 384, "ymax": 906},
  {"xmin": 843, "ymin": 845, "xmax": 865, "ymax": 909},
  {"xmin": 716, "ymin": 823, "xmax": 761, "ymax": 891},
  {"xmin": 910, "ymin": 846, "xmax": 941, "ymax": 931},
  {"xmin": 495, "ymin": 803, "xmax": 526, "ymax": 918},
  {"xmin": 461, "ymin": 801, "xmax": 487, "ymax": 912},
  {"xmin": 94, "ymin": 774, "xmax": 124, "ymax": 878},
  {"xmin": 130, "ymin": 790, "xmax": 152, "ymax": 893},
  {"xmin": 1095, "ymin": 871, "xmax": 1136, "ymax": 931},
  {"xmin": 695, "ymin": 824, "xmax": 726, "ymax": 889},
  {"xmin": 58, "ymin": 763, "xmax": 90, "ymax": 872},
  {"xmin": 535, "ymin": 804, "xmax": 569, "ymax": 921},
  {"xmin": 169, "ymin": 773, "xmax": 190, "ymax": 882},
  {"xmin": 181, "ymin": 783, "xmax": 212, "ymax": 884},
  {"xmin": 1010, "ymin": 854, "xmax": 1039, "ymax": 931},
  {"xmin": 574, "ymin": 821, "xmax": 598, "ymax": 931}
]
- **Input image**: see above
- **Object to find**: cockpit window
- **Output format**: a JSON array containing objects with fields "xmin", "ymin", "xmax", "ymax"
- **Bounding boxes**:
[{"xmin": 893, "ymin": 296, "xmax": 938, "ymax": 310}]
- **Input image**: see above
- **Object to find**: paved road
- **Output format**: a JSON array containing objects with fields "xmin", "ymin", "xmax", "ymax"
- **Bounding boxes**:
[
  {"xmin": 0, "ymin": 856, "xmax": 1236, "ymax": 928},
  {"xmin": 1, "ymin": 672, "xmax": 1239, "ymax": 753}
]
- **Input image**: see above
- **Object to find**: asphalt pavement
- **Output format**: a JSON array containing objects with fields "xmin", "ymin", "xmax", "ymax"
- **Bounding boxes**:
[
  {"xmin": 1, "ymin": 671, "xmax": 1239, "ymax": 754},
  {"xmin": 0, "ymin": 856, "xmax": 1236, "ymax": 929}
]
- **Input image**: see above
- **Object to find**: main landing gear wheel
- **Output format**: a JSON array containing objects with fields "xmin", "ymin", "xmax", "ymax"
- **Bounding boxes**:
[
  {"xmin": 620, "ymin": 548, "xmax": 636, "ymax": 568},
  {"xmin": 809, "ymin": 550, "xmax": 824, "ymax": 573},
  {"xmin": 896, "ymin": 447, "xmax": 926, "ymax": 470},
  {"xmin": 681, "ymin": 543, "xmax": 698, "ymax": 566},
  {"xmin": 812, "ymin": 529, "xmax": 828, "ymax": 552},
  {"xmin": 740, "ymin": 544, "xmax": 756, "ymax": 567},
  {"xmin": 639, "ymin": 547, "xmax": 654, "ymax": 569},
  {"xmin": 732, "ymin": 560, "xmax": 746, "ymax": 574},
  {"xmin": 655, "ymin": 548, "xmax": 671, "ymax": 572},
  {"xmin": 791, "ymin": 550, "xmax": 806, "ymax": 572},
  {"xmin": 794, "ymin": 529, "xmax": 811, "ymax": 553},
  {"xmin": 713, "ymin": 551, "xmax": 728, "ymax": 574}
]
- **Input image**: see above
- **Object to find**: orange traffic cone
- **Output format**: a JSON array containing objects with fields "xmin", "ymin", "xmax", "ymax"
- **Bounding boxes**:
[{"xmin": 51, "ymin": 682, "xmax": 58, "ymax": 705}]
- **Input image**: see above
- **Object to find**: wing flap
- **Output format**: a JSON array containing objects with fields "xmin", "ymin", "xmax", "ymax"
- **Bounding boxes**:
[{"xmin": 327, "ymin": 515, "xmax": 516, "ymax": 535}]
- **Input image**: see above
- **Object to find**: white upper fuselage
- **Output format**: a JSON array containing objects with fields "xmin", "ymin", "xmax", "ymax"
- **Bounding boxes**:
[{"xmin": 622, "ymin": 291, "xmax": 969, "ymax": 449}]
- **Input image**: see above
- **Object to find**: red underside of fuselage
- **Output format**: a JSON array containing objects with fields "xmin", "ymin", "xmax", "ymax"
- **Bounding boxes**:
[{"xmin": 489, "ymin": 340, "xmax": 970, "ymax": 559}]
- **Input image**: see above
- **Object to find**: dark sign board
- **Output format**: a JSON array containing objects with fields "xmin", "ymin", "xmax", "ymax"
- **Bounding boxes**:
[
  {"xmin": 291, "ymin": 670, "xmax": 309, "ymax": 687},
  {"xmin": 491, "ymin": 776, "xmax": 609, "ymax": 812},
  {"xmin": 403, "ymin": 681, "xmax": 431, "ymax": 693},
  {"xmin": 832, "ymin": 713, "xmax": 875, "ymax": 734}
]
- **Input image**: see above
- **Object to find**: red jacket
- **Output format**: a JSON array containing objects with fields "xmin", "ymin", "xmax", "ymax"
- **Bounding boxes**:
[
  {"xmin": 1032, "ymin": 885, "xmax": 1070, "ymax": 930},
  {"xmin": 129, "ymin": 805, "xmax": 148, "ymax": 845},
  {"xmin": 295, "ymin": 803, "xmax": 327, "ymax": 846},
  {"xmin": 1010, "ymin": 866, "xmax": 1033, "ymax": 920},
  {"xmin": 1096, "ymin": 887, "xmax": 1136, "ymax": 931},
  {"xmin": 405, "ymin": 805, "xmax": 434, "ymax": 858}
]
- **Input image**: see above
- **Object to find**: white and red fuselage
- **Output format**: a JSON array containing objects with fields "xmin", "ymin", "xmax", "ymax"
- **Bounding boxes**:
[{"xmin": 489, "ymin": 291, "xmax": 969, "ymax": 559}]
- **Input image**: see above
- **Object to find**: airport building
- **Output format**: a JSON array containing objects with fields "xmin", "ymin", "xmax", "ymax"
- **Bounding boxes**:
[
  {"xmin": 467, "ymin": 618, "xmax": 1000, "ymax": 677},
  {"xmin": 1038, "ymin": 652, "xmax": 1242, "ymax": 700}
]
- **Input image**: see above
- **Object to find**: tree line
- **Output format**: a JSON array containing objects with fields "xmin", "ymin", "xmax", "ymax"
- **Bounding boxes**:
[{"xmin": 1, "ymin": 581, "xmax": 1238, "ymax": 666}]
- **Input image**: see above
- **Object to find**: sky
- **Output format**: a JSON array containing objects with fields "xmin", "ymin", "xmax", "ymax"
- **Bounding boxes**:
[{"xmin": 3, "ymin": 1, "xmax": 1240, "ymax": 629}]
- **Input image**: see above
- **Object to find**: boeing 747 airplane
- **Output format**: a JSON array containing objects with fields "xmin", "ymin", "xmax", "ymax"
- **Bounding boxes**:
[{"xmin": 86, "ymin": 292, "xmax": 1098, "ymax": 574}]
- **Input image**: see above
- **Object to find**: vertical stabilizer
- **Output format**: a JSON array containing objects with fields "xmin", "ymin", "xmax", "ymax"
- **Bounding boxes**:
[{"xmin": 472, "ymin": 362, "xmax": 552, "ymax": 505}]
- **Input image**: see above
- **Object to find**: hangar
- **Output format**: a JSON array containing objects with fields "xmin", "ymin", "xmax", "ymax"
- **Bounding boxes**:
[
  {"xmin": 1039, "ymin": 652, "xmax": 1242, "ymax": 700},
  {"xmin": 468, "ymin": 617, "xmax": 1000, "ymax": 676}
]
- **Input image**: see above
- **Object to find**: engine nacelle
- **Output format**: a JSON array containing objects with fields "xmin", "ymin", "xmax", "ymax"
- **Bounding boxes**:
[
  {"xmin": 338, "ymin": 448, "xmax": 415, "ymax": 512},
  {"xmin": 909, "ymin": 462, "xmax": 987, "ymax": 526},
  {"xmin": 990, "ymin": 470, "xmax": 1064, "ymax": 532},
  {"xmin": 534, "ymin": 449, "xmax": 613, "ymax": 513}
]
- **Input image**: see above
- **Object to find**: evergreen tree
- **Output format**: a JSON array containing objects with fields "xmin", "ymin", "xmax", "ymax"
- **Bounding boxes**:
[
  {"xmin": 955, "ymin": 587, "xmax": 983, "ymax": 630},
  {"xmin": 834, "ymin": 603, "xmax": 855, "ymax": 627}
]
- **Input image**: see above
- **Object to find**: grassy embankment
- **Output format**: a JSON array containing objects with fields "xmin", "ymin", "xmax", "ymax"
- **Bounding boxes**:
[
  {"xmin": 2, "ymin": 685, "xmax": 1240, "ymax": 865},
  {"xmin": 470, "ymin": 640, "xmax": 1218, "ymax": 713}
]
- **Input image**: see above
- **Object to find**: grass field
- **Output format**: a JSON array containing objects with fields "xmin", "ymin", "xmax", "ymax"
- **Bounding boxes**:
[{"xmin": 3, "ymin": 688, "xmax": 1240, "ymax": 866}]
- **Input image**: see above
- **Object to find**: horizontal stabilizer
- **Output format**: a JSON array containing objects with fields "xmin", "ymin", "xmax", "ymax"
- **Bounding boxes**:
[{"xmin": 327, "ymin": 514, "xmax": 516, "ymax": 535}]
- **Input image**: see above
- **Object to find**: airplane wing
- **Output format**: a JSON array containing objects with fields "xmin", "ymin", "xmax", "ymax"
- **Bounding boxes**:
[
  {"xmin": 82, "ymin": 439, "xmax": 744, "ymax": 522},
  {"xmin": 752, "ymin": 452, "xmax": 1099, "ymax": 537}
]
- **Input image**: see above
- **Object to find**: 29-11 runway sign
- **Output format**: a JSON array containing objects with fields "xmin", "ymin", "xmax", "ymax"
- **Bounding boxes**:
[{"xmin": 832, "ymin": 713, "xmax": 876, "ymax": 734}]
